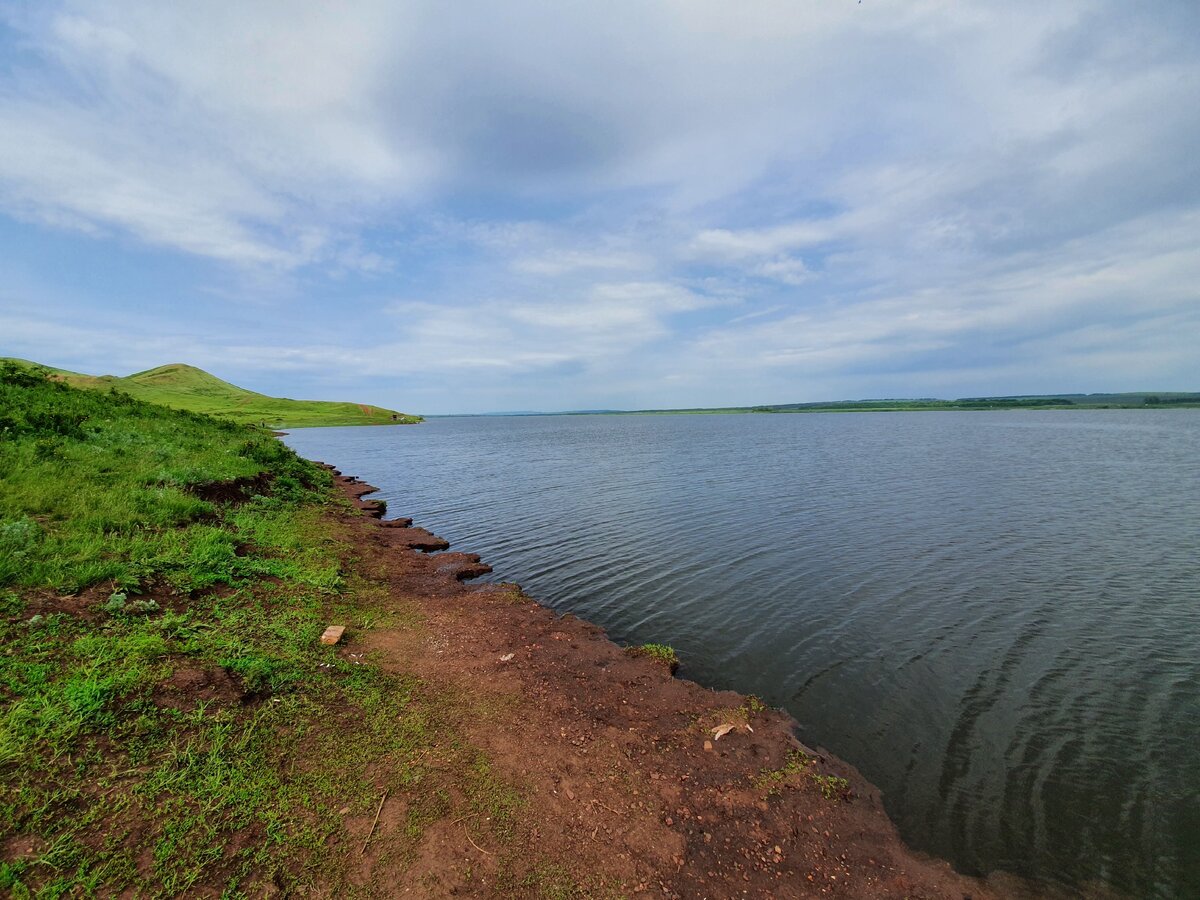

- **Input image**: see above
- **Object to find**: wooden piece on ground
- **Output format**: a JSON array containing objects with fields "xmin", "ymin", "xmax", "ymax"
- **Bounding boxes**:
[{"xmin": 360, "ymin": 789, "xmax": 388, "ymax": 855}]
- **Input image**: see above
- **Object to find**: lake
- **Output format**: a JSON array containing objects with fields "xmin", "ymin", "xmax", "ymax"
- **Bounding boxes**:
[{"xmin": 283, "ymin": 410, "xmax": 1200, "ymax": 897}]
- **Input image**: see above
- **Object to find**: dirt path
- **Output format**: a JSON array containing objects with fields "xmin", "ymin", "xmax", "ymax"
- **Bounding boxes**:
[{"xmin": 326, "ymin": 471, "xmax": 1013, "ymax": 898}]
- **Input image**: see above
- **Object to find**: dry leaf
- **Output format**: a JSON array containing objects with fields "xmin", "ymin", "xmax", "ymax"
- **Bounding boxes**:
[
  {"xmin": 499, "ymin": 653, "xmax": 515, "ymax": 662},
  {"xmin": 712, "ymin": 723, "xmax": 737, "ymax": 740}
]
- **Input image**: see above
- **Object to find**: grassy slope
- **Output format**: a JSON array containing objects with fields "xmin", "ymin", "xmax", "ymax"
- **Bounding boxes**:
[
  {"xmin": 0, "ymin": 366, "xmax": 503, "ymax": 897},
  {"xmin": 0, "ymin": 359, "xmax": 421, "ymax": 428}
]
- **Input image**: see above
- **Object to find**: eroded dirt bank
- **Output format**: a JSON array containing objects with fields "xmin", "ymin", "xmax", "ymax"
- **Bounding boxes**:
[{"xmin": 323, "ymin": 468, "xmax": 1037, "ymax": 899}]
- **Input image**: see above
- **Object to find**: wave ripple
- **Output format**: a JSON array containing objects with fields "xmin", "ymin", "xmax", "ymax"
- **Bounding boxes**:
[{"xmin": 285, "ymin": 410, "xmax": 1200, "ymax": 897}]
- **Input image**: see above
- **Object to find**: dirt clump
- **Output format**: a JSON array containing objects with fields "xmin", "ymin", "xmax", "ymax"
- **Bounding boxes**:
[
  {"xmin": 152, "ymin": 665, "xmax": 246, "ymax": 712},
  {"xmin": 186, "ymin": 472, "xmax": 273, "ymax": 504}
]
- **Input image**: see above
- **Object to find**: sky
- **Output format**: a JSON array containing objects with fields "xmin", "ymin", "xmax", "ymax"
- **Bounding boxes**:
[{"xmin": 0, "ymin": 1, "xmax": 1198, "ymax": 415}]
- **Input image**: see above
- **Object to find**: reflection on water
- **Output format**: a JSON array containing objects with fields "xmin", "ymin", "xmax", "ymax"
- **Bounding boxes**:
[{"xmin": 284, "ymin": 410, "xmax": 1200, "ymax": 897}]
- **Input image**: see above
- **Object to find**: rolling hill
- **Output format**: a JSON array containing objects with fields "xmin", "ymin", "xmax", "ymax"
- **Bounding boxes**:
[{"xmin": 0, "ymin": 359, "xmax": 421, "ymax": 428}]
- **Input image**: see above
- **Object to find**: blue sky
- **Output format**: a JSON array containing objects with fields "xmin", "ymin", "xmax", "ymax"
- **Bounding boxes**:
[{"xmin": 1, "ymin": 1, "xmax": 1198, "ymax": 415}]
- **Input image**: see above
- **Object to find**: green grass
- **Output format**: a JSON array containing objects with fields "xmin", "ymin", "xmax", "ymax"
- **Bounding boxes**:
[
  {"xmin": 1, "ymin": 358, "xmax": 421, "ymax": 428},
  {"xmin": 752, "ymin": 749, "xmax": 850, "ymax": 801},
  {"xmin": 624, "ymin": 643, "xmax": 680, "ymax": 673},
  {"xmin": 753, "ymin": 749, "xmax": 814, "ymax": 797},
  {"xmin": 811, "ymin": 773, "xmax": 851, "ymax": 801},
  {"xmin": 0, "ymin": 364, "xmax": 503, "ymax": 896}
]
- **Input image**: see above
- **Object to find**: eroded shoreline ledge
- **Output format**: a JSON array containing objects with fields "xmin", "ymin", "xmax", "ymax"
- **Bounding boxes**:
[{"xmin": 315, "ymin": 463, "xmax": 1047, "ymax": 898}]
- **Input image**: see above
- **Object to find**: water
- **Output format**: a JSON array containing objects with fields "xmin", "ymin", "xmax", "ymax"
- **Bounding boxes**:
[{"xmin": 282, "ymin": 410, "xmax": 1200, "ymax": 897}]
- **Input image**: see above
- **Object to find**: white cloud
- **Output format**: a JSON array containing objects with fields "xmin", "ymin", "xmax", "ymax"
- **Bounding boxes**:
[
  {"xmin": 1, "ymin": 1, "xmax": 1198, "ymax": 410},
  {"xmin": 689, "ymin": 223, "xmax": 839, "ymax": 261}
]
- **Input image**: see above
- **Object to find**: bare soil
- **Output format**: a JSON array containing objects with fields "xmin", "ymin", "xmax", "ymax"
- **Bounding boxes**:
[{"xmin": 323, "ymin": 472, "xmax": 1020, "ymax": 899}]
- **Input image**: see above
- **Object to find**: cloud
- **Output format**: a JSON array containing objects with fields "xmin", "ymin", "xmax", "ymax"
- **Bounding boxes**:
[
  {"xmin": 0, "ymin": 3, "xmax": 428, "ymax": 267},
  {"xmin": 0, "ymin": 1, "xmax": 1197, "ymax": 410},
  {"xmin": 689, "ymin": 223, "xmax": 839, "ymax": 261},
  {"xmin": 681, "ymin": 209, "xmax": 1200, "ymax": 396},
  {"xmin": 379, "ymin": 280, "xmax": 718, "ymax": 378},
  {"xmin": 511, "ymin": 249, "xmax": 649, "ymax": 277}
]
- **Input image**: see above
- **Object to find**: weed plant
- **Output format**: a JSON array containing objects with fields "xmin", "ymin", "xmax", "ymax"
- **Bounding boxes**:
[
  {"xmin": 624, "ymin": 642, "xmax": 680, "ymax": 673},
  {"xmin": 0, "ymin": 366, "xmax": 470, "ymax": 896}
]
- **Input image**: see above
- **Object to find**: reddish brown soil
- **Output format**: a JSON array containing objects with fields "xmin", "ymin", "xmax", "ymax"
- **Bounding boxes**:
[
  {"xmin": 152, "ymin": 665, "xmax": 247, "ymax": 713},
  {"xmin": 322, "ymin": 471, "xmax": 1020, "ymax": 899},
  {"xmin": 187, "ymin": 473, "xmax": 275, "ymax": 504}
]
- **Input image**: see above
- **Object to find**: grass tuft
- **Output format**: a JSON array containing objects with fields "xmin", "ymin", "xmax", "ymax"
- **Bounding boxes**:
[{"xmin": 624, "ymin": 642, "xmax": 680, "ymax": 673}]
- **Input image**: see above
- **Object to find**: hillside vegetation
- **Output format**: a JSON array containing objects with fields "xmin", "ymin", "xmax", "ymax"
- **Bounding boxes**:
[
  {"xmin": 0, "ymin": 359, "xmax": 420, "ymax": 428},
  {"xmin": 0, "ymin": 364, "xmax": 491, "ymax": 896}
]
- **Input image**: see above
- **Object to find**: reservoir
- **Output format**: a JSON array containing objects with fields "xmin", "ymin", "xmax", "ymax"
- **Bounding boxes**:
[{"xmin": 283, "ymin": 410, "xmax": 1200, "ymax": 897}]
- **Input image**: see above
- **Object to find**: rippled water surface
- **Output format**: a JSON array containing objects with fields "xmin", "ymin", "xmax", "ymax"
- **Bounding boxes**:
[{"xmin": 284, "ymin": 411, "xmax": 1200, "ymax": 896}]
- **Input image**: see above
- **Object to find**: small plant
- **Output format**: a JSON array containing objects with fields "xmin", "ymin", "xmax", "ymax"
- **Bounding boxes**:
[
  {"xmin": 101, "ymin": 592, "xmax": 160, "ymax": 616},
  {"xmin": 625, "ymin": 643, "xmax": 680, "ymax": 674},
  {"xmin": 128, "ymin": 598, "xmax": 161, "ymax": 615},
  {"xmin": 753, "ymin": 749, "xmax": 814, "ymax": 796},
  {"xmin": 0, "ymin": 519, "xmax": 40, "ymax": 586},
  {"xmin": 811, "ymin": 773, "xmax": 851, "ymax": 801},
  {"xmin": 501, "ymin": 584, "xmax": 531, "ymax": 605},
  {"xmin": 101, "ymin": 591, "xmax": 128, "ymax": 613},
  {"xmin": 743, "ymin": 695, "xmax": 767, "ymax": 715},
  {"xmin": 0, "ymin": 518, "xmax": 39, "ymax": 552}
]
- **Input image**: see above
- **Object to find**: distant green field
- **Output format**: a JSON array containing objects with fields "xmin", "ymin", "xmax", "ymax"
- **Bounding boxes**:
[
  {"xmin": 1, "ymin": 359, "xmax": 421, "ymax": 428},
  {"xmin": 587, "ymin": 392, "xmax": 1200, "ymax": 416}
]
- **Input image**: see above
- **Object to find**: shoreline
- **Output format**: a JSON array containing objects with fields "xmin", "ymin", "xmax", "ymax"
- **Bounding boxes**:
[{"xmin": 318, "ymin": 461, "xmax": 1050, "ymax": 897}]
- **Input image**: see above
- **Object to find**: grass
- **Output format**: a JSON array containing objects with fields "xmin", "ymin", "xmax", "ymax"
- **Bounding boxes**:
[
  {"xmin": 753, "ymin": 749, "xmax": 814, "ymax": 797},
  {"xmin": 624, "ymin": 642, "xmax": 680, "ymax": 673},
  {"xmin": 1, "ymin": 358, "xmax": 421, "ymax": 429},
  {"xmin": 0, "ymin": 364, "xmax": 534, "ymax": 896},
  {"xmin": 752, "ymin": 749, "xmax": 851, "ymax": 801}
]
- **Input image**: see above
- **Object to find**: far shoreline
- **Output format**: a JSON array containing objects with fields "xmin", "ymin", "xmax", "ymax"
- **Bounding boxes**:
[{"xmin": 420, "ymin": 397, "xmax": 1200, "ymax": 419}]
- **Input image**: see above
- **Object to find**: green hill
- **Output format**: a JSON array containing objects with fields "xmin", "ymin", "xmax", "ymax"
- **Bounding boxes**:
[{"xmin": 1, "ymin": 359, "xmax": 421, "ymax": 428}]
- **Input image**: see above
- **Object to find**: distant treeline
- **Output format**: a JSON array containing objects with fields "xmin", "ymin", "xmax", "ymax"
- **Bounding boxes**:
[
  {"xmin": 955, "ymin": 397, "xmax": 1071, "ymax": 408},
  {"xmin": 740, "ymin": 393, "xmax": 1200, "ymax": 414},
  {"xmin": 1143, "ymin": 396, "xmax": 1200, "ymax": 405},
  {"xmin": 749, "ymin": 397, "xmax": 1079, "ymax": 413},
  {"xmin": 522, "ymin": 391, "xmax": 1200, "ymax": 418}
]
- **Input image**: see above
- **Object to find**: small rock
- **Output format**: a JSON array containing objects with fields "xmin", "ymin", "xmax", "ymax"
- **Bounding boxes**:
[
  {"xmin": 703, "ymin": 740, "xmax": 713, "ymax": 751},
  {"xmin": 320, "ymin": 625, "xmax": 346, "ymax": 645},
  {"xmin": 339, "ymin": 806, "xmax": 351, "ymax": 815}
]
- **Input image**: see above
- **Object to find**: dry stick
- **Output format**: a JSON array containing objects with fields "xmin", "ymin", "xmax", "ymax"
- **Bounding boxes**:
[
  {"xmin": 591, "ymin": 798, "xmax": 621, "ymax": 816},
  {"xmin": 450, "ymin": 810, "xmax": 490, "ymax": 855},
  {"xmin": 464, "ymin": 830, "xmax": 492, "ymax": 856},
  {"xmin": 360, "ymin": 789, "xmax": 389, "ymax": 856}
]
